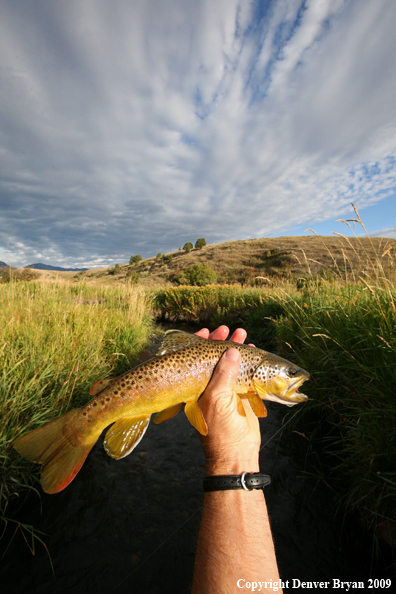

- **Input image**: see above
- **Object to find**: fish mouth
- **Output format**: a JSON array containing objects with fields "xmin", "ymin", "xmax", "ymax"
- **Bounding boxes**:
[
  {"xmin": 264, "ymin": 374, "xmax": 309, "ymax": 407},
  {"xmin": 285, "ymin": 374, "xmax": 309, "ymax": 402},
  {"xmin": 253, "ymin": 370, "xmax": 310, "ymax": 407}
]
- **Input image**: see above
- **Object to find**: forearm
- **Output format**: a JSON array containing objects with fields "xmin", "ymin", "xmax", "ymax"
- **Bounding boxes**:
[{"xmin": 191, "ymin": 460, "xmax": 282, "ymax": 594}]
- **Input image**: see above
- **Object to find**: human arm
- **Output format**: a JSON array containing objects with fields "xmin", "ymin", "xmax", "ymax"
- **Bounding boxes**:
[{"xmin": 191, "ymin": 326, "xmax": 282, "ymax": 594}]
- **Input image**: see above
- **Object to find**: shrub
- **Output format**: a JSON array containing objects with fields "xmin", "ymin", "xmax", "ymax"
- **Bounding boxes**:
[
  {"xmin": 183, "ymin": 242, "xmax": 193, "ymax": 253},
  {"xmin": 129, "ymin": 255, "xmax": 142, "ymax": 265},
  {"xmin": 195, "ymin": 238, "xmax": 207, "ymax": 249},
  {"xmin": 126, "ymin": 271, "xmax": 140, "ymax": 284},
  {"xmin": 185, "ymin": 263, "xmax": 217, "ymax": 286},
  {"xmin": 156, "ymin": 253, "xmax": 162, "ymax": 260}
]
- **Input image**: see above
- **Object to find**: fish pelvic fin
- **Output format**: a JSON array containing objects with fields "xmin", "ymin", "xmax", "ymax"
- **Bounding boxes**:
[
  {"xmin": 184, "ymin": 402, "xmax": 208, "ymax": 436},
  {"xmin": 156, "ymin": 329, "xmax": 202, "ymax": 356},
  {"xmin": 154, "ymin": 403, "xmax": 182, "ymax": 424},
  {"xmin": 13, "ymin": 410, "xmax": 99, "ymax": 494},
  {"xmin": 103, "ymin": 415, "xmax": 151, "ymax": 460}
]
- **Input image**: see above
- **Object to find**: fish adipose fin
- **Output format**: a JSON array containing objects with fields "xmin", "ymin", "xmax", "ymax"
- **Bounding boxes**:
[
  {"xmin": 103, "ymin": 416, "xmax": 151, "ymax": 460},
  {"xmin": 156, "ymin": 330, "xmax": 202, "ymax": 356},
  {"xmin": 13, "ymin": 410, "xmax": 99, "ymax": 494},
  {"xmin": 90, "ymin": 377, "xmax": 117, "ymax": 396},
  {"xmin": 184, "ymin": 402, "xmax": 208, "ymax": 436},
  {"xmin": 154, "ymin": 403, "xmax": 182, "ymax": 424}
]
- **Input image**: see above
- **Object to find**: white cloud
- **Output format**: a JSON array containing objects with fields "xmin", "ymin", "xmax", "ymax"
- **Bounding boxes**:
[{"xmin": 0, "ymin": 0, "xmax": 395, "ymax": 267}]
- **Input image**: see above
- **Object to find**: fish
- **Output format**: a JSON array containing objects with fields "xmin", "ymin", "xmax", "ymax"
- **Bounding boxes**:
[{"xmin": 13, "ymin": 330, "xmax": 309, "ymax": 494}]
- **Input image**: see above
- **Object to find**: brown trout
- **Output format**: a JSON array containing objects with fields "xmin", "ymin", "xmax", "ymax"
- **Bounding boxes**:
[{"xmin": 14, "ymin": 330, "xmax": 309, "ymax": 494}]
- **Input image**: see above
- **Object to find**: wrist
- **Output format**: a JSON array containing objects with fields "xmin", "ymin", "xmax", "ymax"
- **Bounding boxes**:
[{"xmin": 205, "ymin": 453, "xmax": 260, "ymax": 477}]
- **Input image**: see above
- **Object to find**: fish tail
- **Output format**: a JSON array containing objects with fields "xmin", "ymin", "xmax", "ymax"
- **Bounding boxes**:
[{"xmin": 13, "ymin": 410, "xmax": 100, "ymax": 494}]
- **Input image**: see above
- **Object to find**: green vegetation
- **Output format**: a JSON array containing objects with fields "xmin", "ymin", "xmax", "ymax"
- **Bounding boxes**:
[
  {"xmin": 154, "ymin": 284, "xmax": 276, "ymax": 324},
  {"xmin": 0, "ymin": 267, "xmax": 40, "ymax": 283},
  {"xmin": 108, "ymin": 263, "xmax": 121, "ymax": 275},
  {"xmin": 183, "ymin": 242, "xmax": 193, "ymax": 253},
  {"xmin": 271, "ymin": 281, "xmax": 396, "ymax": 534},
  {"xmin": 195, "ymin": 238, "xmax": 207, "ymax": 249},
  {"xmin": 129, "ymin": 254, "xmax": 142, "ymax": 265},
  {"xmin": 1, "ymin": 280, "xmax": 153, "ymax": 518},
  {"xmin": 175, "ymin": 263, "xmax": 218, "ymax": 286}
]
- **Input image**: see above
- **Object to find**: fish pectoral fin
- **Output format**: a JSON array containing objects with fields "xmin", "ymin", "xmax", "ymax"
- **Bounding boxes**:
[
  {"xmin": 184, "ymin": 402, "xmax": 208, "ymax": 436},
  {"xmin": 246, "ymin": 393, "xmax": 267, "ymax": 417},
  {"xmin": 103, "ymin": 415, "xmax": 151, "ymax": 460},
  {"xmin": 90, "ymin": 377, "xmax": 117, "ymax": 396},
  {"xmin": 154, "ymin": 403, "xmax": 183, "ymax": 424},
  {"xmin": 156, "ymin": 330, "xmax": 202, "ymax": 356}
]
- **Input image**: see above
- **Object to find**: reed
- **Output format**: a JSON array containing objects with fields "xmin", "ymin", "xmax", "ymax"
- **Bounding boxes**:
[{"xmin": 1, "ymin": 280, "xmax": 153, "ymax": 516}]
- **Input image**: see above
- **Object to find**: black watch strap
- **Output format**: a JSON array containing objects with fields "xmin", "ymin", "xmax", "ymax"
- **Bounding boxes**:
[{"xmin": 203, "ymin": 472, "xmax": 271, "ymax": 492}]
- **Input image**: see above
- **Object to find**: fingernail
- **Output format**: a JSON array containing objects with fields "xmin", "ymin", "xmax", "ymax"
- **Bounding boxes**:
[{"xmin": 224, "ymin": 348, "xmax": 239, "ymax": 361}]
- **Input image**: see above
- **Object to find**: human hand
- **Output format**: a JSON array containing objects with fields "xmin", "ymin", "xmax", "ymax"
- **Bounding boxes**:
[{"xmin": 195, "ymin": 326, "xmax": 261, "ymax": 476}]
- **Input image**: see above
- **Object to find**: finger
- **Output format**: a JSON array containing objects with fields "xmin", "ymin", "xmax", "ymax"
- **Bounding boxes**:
[
  {"xmin": 208, "ymin": 326, "xmax": 229, "ymax": 341},
  {"xmin": 195, "ymin": 328, "xmax": 210, "ymax": 338},
  {"xmin": 229, "ymin": 328, "xmax": 247, "ymax": 344}
]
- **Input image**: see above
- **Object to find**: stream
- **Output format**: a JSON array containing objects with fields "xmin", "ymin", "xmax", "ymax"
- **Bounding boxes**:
[{"xmin": 1, "ymin": 326, "xmax": 391, "ymax": 593}]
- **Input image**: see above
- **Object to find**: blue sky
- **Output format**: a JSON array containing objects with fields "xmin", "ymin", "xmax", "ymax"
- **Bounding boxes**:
[{"xmin": 0, "ymin": 0, "xmax": 395, "ymax": 268}]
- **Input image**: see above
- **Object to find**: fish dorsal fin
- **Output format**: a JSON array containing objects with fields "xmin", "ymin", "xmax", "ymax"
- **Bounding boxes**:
[
  {"xmin": 156, "ymin": 330, "xmax": 202, "ymax": 356},
  {"xmin": 90, "ymin": 378, "xmax": 117, "ymax": 396},
  {"xmin": 154, "ymin": 403, "xmax": 182, "ymax": 424},
  {"xmin": 184, "ymin": 402, "xmax": 208, "ymax": 436},
  {"xmin": 103, "ymin": 416, "xmax": 151, "ymax": 460}
]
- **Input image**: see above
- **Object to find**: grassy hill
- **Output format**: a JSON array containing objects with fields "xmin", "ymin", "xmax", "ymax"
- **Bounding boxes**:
[{"xmin": 36, "ymin": 234, "xmax": 394, "ymax": 287}]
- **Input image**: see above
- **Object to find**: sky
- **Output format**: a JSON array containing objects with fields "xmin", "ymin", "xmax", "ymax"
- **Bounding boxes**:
[{"xmin": 0, "ymin": 0, "xmax": 395, "ymax": 268}]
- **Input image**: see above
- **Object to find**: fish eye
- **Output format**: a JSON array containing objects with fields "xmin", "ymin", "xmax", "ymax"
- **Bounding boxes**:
[{"xmin": 287, "ymin": 368, "xmax": 298, "ymax": 377}]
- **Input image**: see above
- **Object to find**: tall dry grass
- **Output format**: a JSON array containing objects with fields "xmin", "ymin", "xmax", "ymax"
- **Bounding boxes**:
[{"xmin": 1, "ymin": 280, "xmax": 153, "ymax": 518}]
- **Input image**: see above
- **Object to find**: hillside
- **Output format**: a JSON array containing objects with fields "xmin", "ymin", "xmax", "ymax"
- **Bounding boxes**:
[{"xmin": 37, "ymin": 234, "xmax": 395, "ymax": 286}]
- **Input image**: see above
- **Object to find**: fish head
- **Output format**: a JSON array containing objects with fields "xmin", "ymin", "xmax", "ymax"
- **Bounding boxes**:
[{"xmin": 252, "ymin": 353, "xmax": 309, "ymax": 407}]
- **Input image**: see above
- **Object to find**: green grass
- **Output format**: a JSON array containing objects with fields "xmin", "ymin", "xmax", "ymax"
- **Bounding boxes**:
[
  {"xmin": 270, "ymin": 281, "xmax": 396, "ymax": 534},
  {"xmin": 1, "ymin": 280, "xmax": 153, "ymax": 515}
]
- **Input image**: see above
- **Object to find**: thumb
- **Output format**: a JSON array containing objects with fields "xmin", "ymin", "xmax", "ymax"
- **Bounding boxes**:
[{"xmin": 199, "ymin": 348, "xmax": 241, "ymax": 416}]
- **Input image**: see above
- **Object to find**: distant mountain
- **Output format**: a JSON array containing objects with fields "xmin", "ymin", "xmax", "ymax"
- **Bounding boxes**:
[
  {"xmin": 25, "ymin": 263, "xmax": 88, "ymax": 272},
  {"xmin": 0, "ymin": 261, "xmax": 8, "ymax": 268}
]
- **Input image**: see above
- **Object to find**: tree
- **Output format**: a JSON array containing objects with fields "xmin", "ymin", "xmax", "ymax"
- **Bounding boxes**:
[
  {"xmin": 129, "ymin": 255, "xmax": 142, "ymax": 265},
  {"xmin": 183, "ymin": 242, "xmax": 193, "ymax": 253},
  {"xmin": 185, "ymin": 263, "xmax": 217, "ymax": 286},
  {"xmin": 195, "ymin": 238, "xmax": 207, "ymax": 249}
]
